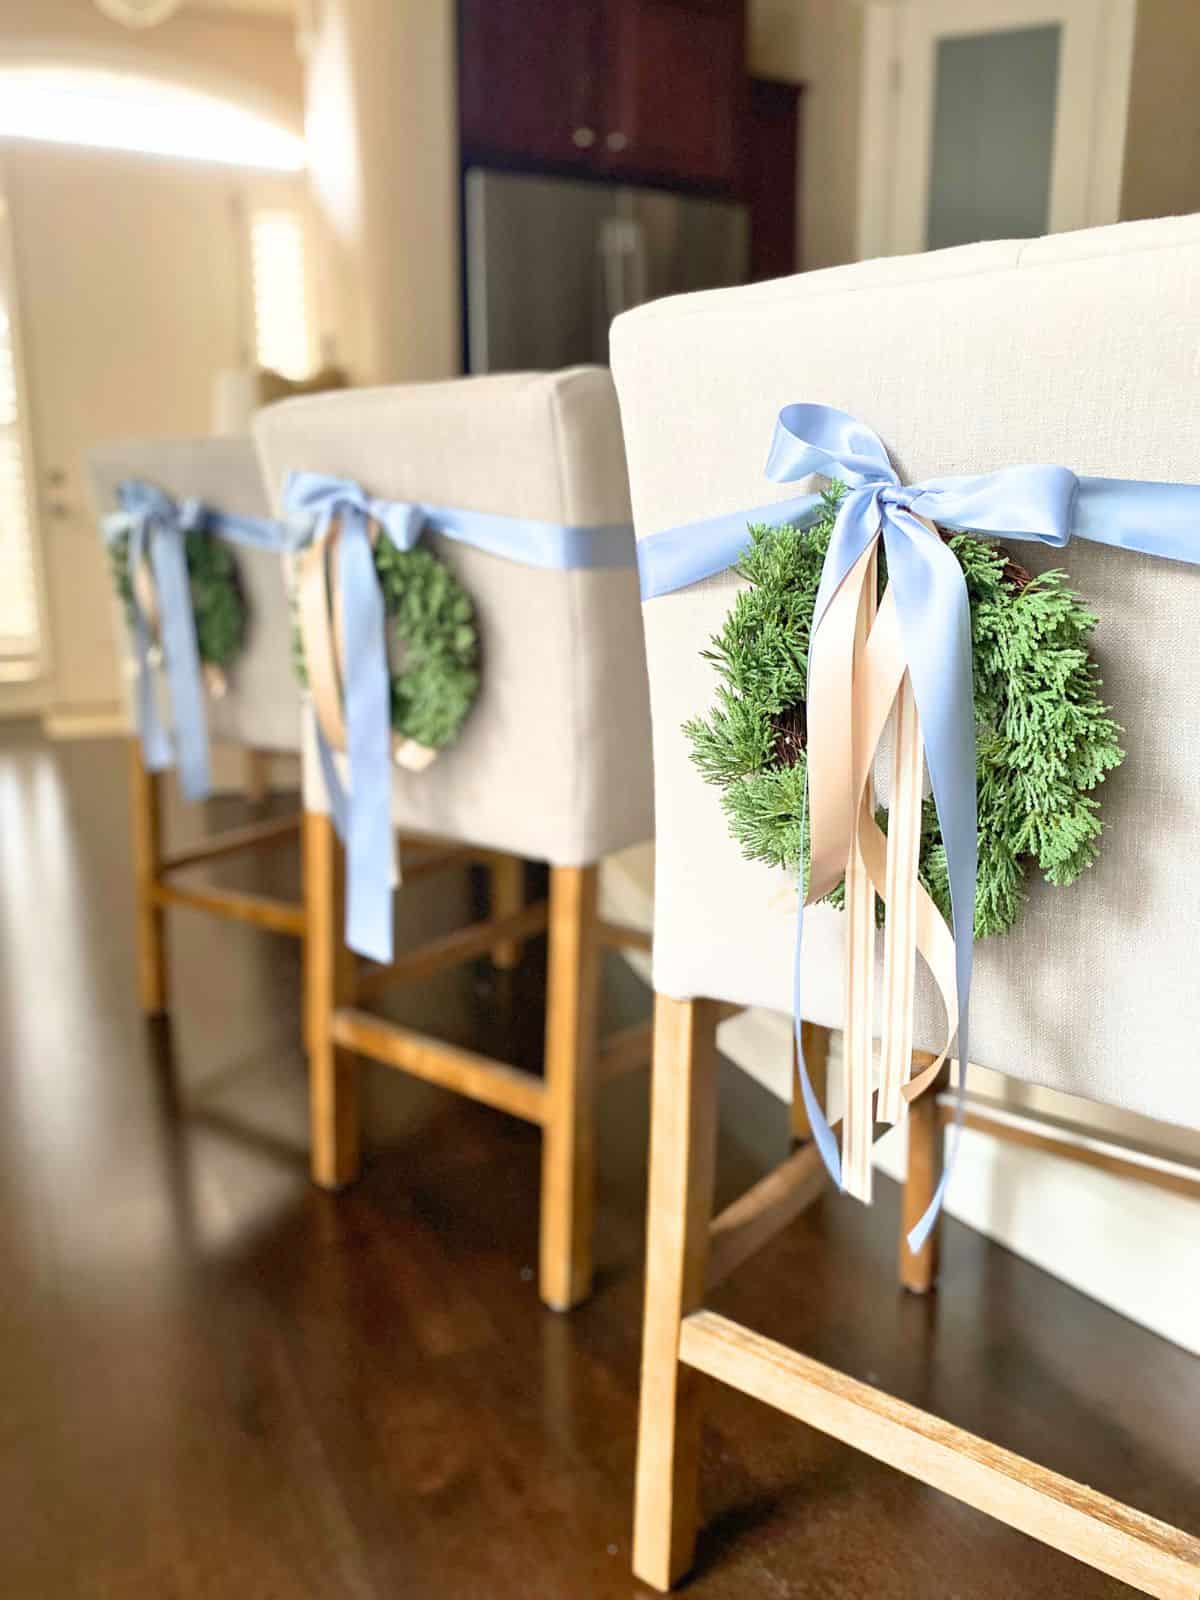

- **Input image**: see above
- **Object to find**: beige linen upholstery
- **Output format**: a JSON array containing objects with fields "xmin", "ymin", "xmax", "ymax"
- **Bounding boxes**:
[
  {"xmin": 87, "ymin": 436, "xmax": 300, "ymax": 754},
  {"xmin": 611, "ymin": 214, "xmax": 1200, "ymax": 1130},
  {"xmin": 253, "ymin": 369, "xmax": 653, "ymax": 866}
]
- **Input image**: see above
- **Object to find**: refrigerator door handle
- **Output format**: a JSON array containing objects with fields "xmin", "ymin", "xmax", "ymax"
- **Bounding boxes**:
[
  {"xmin": 599, "ymin": 216, "xmax": 627, "ymax": 325},
  {"xmin": 598, "ymin": 215, "xmax": 650, "ymax": 321},
  {"xmin": 626, "ymin": 216, "xmax": 649, "ymax": 309}
]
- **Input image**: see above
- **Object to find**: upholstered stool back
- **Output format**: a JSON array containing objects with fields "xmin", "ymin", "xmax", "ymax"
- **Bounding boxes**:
[
  {"xmin": 253, "ymin": 368, "xmax": 653, "ymax": 866},
  {"xmin": 88, "ymin": 436, "xmax": 300, "ymax": 754},
  {"xmin": 611, "ymin": 214, "xmax": 1200, "ymax": 1131}
]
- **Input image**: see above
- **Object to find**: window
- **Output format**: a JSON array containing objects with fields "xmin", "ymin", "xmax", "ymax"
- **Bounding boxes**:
[
  {"xmin": 0, "ymin": 205, "xmax": 40, "ymax": 680},
  {"xmin": 0, "ymin": 67, "xmax": 305, "ymax": 173},
  {"xmin": 249, "ymin": 209, "xmax": 314, "ymax": 379}
]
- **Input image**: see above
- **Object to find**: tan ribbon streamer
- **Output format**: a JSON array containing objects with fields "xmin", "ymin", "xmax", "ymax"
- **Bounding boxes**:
[
  {"xmin": 805, "ymin": 514, "xmax": 958, "ymax": 1201},
  {"xmin": 294, "ymin": 515, "xmax": 438, "ymax": 775},
  {"xmin": 131, "ymin": 554, "xmax": 227, "ymax": 698}
]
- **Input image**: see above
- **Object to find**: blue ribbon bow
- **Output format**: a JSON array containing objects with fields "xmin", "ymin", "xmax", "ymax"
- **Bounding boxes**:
[
  {"xmin": 102, "ymin": 480, "xmax": 289, "ymax": 802},
  {"xmin": 638, "ymin": 403, "xmax": 1200, "ymax": 1247},
  {"xmin": 282, "ymin": 471, "xmax": 638, "ymax": 967}
]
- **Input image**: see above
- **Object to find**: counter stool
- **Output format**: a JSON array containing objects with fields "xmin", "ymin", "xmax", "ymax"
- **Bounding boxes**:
[
  {"xmin": 89, "ymin": 437, "xmax": 306, "ymax": 1019},
  {"xmin": 611, "ymin": 217, "xmax": 1200, "ymax": 1593},
  {"xmin": 253, "ymin": 369, "xmax": 654, "ymax": 1311}
]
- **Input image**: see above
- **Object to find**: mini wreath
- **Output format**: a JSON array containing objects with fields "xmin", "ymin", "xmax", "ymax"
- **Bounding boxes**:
[
  {"xmin": 108, "ymin": 525, "xmax": 245, "ymax": 693},
  {"xmin": 291, "ymin": 536, "xmax": 480, "ymax": 768},
  {"xmin": 685, "ymin": 484, "xmax": 1125, "ymax": 940}
]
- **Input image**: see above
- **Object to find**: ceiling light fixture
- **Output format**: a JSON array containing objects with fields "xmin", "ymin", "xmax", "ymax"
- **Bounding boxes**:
[{"xmin": 92, "ymin": 0, "xmax": 185, "ymax": 28}]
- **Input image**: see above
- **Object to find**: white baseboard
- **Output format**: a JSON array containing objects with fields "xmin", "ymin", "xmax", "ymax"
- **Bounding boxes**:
[{"xmin": 599, "ymin": 846, "xmax": 1200, "ymax": 1355}]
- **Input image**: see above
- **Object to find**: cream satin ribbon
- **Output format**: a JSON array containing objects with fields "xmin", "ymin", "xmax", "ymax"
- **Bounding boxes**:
[
  {"xmin": 130, "ymin": 550, "xmax": 227, "ymax": 700},
  {"xmin": 805, "ymin": 515, "xmax": 958, "ymax": 1201},
  {"xmin": 294, "ymin": 514, "xmax": 437, "ymax": 775}
]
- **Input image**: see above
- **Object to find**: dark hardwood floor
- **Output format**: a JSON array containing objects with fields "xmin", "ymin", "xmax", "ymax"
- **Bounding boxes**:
[{"xmin": 0, "ymin": 724, "xmax": 1195, "ymax": 1598}]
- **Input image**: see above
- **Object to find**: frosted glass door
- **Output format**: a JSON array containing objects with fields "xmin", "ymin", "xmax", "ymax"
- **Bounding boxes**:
[
  {"xmin": 883, "ymin": 0, "xmax": 1120, "ymax": 257},
  {"xmin": 925, "ymin": 25, "xmax": 1061, "ymax": 249}
]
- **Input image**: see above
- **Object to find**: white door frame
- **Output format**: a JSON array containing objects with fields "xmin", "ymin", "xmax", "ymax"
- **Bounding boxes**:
[
  {"xmin": 856, "ymin": 0, "xmax": 1138, "ymax": 260},
  {"xmin": 0, "ymin": 159, "xmax": 52, "ymax": 709}
]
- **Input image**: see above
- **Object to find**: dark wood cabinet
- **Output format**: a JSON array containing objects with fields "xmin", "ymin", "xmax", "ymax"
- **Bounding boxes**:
[
  {"xmin": 603, "ymin": 0, "xmax": 746, "ymax": 185},
  {"xmin": 742, "ymin": 76, "xmax": 804, "ymax": 279},
  {"xmin": 459, "ymin": 0, "xmax": 747, "ymax": 189},
  {"xmin": 459, "ymin": 0, "xmax": 604, "ymax": 167}
]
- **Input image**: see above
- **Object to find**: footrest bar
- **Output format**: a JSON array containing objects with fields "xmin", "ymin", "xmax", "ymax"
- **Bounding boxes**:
[
  {"xmin": 159, "ymin": 812, "xmax": 301, "ymax": 873},
  {"xmin": 936, "ymin": 1094, "xmax": 1200, "ymax": 1200},
  {"xmin": 678, "ymin": 1311, "xmax": 1200, "ymax": 1599},
  {"xmin": 331, "ymin": 1008, "xmax": 547, "ymax": 1125},
  {"xmin": 399, "ymin": 845, "xmax": 474, "ymax": 882},
  {"xmin": 705, "ymin": 1143, "xmax": 827, "ymax": 1290},
  {"xmin": 598, "ymin": 920, "xmax": 652, "ymax": 954},
  {"xmin": 598, "ymin": 1019, "xmax": 653, "ymax": 1082},
  {"xmin": 152, "ymin": 880, "xmax": 305, "ymax": 936},
  {"xmin": 353, "ymin": 900, "xmax": 549, "ymax": 1003}
]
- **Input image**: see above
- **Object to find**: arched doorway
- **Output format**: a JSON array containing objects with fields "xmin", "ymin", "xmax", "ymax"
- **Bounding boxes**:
[{"xmin": 0, "ymin": 63, "xmax": 311, "ymax": 727}]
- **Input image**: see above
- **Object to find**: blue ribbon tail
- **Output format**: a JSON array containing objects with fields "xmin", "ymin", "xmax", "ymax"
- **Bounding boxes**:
[
  {"xmin": 907, "ymin": 1066, "xmax": 967, "ymax": 1254},
  {"xmin": 879, "ymin": 510, "xmax": 976, "ymax": 1256},
  {"xmin": 340, "ymin": 519, "xmax": 395, "ymax": 964},
  {"xmin": 124, "ymin": 519, "xmax": 171, "ymax": 773},
  {"xmin": 791, "ymin": 773, "xmax": 844, "ymax": 1188},
  {"xmin": 150, "ymin": 525, "xmax": 210, "ymax": 801},
  {"xmin": 793, "ymin": 879, "xmax": 843, "ymax": 1187}
]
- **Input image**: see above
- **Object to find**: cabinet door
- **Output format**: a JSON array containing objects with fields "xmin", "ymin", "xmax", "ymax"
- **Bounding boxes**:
[
  {"xmin": 603, "ymin": 0, "xmax": 746, "ymax": 185},
  {"xmin": 459, "ymin": 0, "xmax": 604, "ymax": 166},
  {"xmin": 744, "ymin": 77, "xmax": 802, "ymax": 279}
]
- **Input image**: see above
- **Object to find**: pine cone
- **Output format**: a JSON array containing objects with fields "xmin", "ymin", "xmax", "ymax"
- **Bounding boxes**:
[
  {"xmin": 771, "ymin": 702, "xmax": 808, "ymax": 767},
  {"xmin": 934, "ymin": 523, "xmax": 1032, "ymax": 593},
  {"xmin": 996, "ymin": 547, "xmax": 1034, "ymax": 593}
]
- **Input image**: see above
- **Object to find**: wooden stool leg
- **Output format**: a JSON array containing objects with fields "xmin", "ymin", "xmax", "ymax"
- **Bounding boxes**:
[
  {"xmin": 303, "ymin": 811, "xmax": 360, "ymax": 1189},
  {"xmin": 539, "ymin": 863, "xmax": 600, "ymax": 1311},
  {"xmin": 633, "ymin": 995, "xmax": 720, "ymax": 1592},
  {"xmin": 489, "ymin": 853, "xmax": 524, "ymax": 970},
  {"xmin": 899, "ymin": 1070, "xmax": 946, "ymax": 1294},
  {"xmin": 791, "ymin": 1021, "xmax": 831, "ymax": 1143},
  {"xmin": 243, "ymin": 748, "xmax": 271, "ymax": 806},
  {"xmin": 129, "ymin": 741, "xmax": 168, "ymax": 1016}
]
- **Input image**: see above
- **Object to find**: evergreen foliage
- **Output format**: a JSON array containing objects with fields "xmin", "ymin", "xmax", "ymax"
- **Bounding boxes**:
[
  {"xmin": 684, "ymin": 485, "xmax": 1125, "ymax": 939},
  {"xmin": 109, "ymin": 528, "xmax": 245, "ymax": 669},
  {"xmin": 291, "ymin": 539, "xmax": 480, "ymax": 752},
  {"xmin": 373, "ymin": 540, "xmax": 479, "ymax": 750}
]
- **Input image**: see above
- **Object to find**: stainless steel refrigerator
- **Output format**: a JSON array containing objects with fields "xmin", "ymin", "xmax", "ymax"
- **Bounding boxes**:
[{"xmin": 465, "ymin": 167, "xmax": 749, "ymax": 373}]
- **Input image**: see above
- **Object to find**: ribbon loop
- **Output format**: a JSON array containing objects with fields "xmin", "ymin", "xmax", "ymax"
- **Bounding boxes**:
[{"xmin": 283, "ymin": 470, "xmax": 425, "ymax": 553}]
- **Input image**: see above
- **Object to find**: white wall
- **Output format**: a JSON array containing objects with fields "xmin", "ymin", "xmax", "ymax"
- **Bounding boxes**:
[
  {"xmin": 748, "ymin": 0, "xmax": 866, "ymax": 272},
  {"xmin": 1119, "ymin": 0, "xmax": 1200, "ymax": 221},
  {"xmin": 302, "ymin": 0, "xmax": 460, "ymax": 385}
]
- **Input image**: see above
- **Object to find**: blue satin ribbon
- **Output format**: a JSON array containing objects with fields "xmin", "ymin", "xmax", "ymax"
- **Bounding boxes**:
[
  {"xmin": 638, "ymin": 403, "xmax": 1200, "ymax": 1248},
  {"xmin": 282, "ymin": 472, "xmax": 637, "ymax": 965},
  {"xmin": 102, "ymin": 480, "xmax": 286, "ymax": 802}
]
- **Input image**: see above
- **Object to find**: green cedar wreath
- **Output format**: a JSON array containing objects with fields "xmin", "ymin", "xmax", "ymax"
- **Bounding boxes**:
[
  {"xmin": 291, "ymin": 538, "xmax": 480, "ymax": 755},
  {"xmin": 685, "ymin": 485, "xmax": 1125, "ymax": 940},
  {"xmin": 108, "ymin": 525, "xmax": 245, "ymax": 674}
]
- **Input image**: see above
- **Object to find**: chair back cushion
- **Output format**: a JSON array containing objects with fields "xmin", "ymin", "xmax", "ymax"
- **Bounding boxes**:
[
  {"xmin": 611, "ymin": 215, "xmax": 1200, "ymax": 1129},
  {"xmin": 253, "ymin": 368, "xmax": 653, "ymax": 865},
  {"xmin": 87, "ymin": 435, "xmax": 300, "ymax": 754}
]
